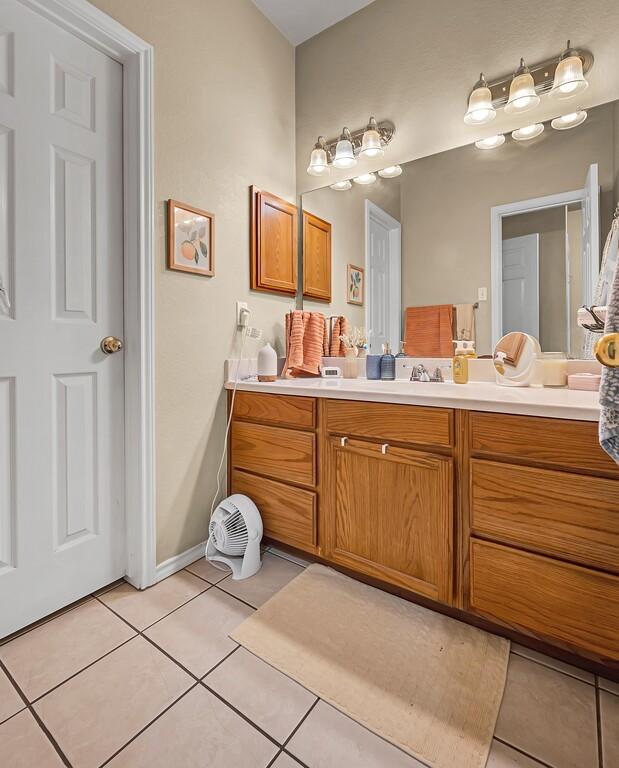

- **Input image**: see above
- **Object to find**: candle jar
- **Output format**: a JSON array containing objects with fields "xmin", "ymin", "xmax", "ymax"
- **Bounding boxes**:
[{"xmin": 541, "ymin": 352, "xmax": 568, "ymax": 387}]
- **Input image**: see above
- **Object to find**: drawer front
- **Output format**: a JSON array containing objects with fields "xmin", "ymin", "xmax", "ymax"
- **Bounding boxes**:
[
  {"xmin": 470, "ymin": 539, "xmax": 619, "ymax": 660},
  {"xmin": 231, "ymin": 421, "xmax": 315, "ymax": 487},
  {"xmin": 233, "ymin": 392, "xmax": 315, "ymax": 430},
  {"xmin": 470, "ymin": 412, "xmax": 619, "ymax": 477},
  {"xmin": 471, "ymin": 459, "xmax": 619, "ymax": 573},
  {"xmin": 231, "ymin": 469, "xmax": 316, "ymax": 550},
  {"xmin": 326, "ymin": 399, "xmax": 453, "ymax": 448}
]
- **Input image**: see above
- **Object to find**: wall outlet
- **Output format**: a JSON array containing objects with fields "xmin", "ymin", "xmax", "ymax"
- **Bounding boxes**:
[
  {"xmin": 236, "ymin": 301, "xmax": 249, "ymax": 327},
  {"xmin": 478, "ymin": 287, "xmax": 488, "ymax": 302}
]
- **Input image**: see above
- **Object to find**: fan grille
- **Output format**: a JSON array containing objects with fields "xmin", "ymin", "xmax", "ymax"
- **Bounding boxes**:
[{"xmin": 209, "ymin": 500, "xmax": 249, "ymax": 556}]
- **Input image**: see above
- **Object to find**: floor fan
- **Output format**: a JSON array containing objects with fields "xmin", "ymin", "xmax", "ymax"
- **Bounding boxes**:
[{"xmin": 206, "ymin": 494, "xmax": 263, "ymax": 579}]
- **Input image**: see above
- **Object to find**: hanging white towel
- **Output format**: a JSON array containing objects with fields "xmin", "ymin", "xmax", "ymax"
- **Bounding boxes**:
[{"xmin": 454, "ymin": 303, "xmax": 476, "ymax": 343}]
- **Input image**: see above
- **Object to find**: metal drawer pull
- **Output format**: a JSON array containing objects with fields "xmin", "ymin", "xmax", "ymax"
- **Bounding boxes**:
[
  {"xmin": 340, "ymin": 436, "xmax": 348, "ymax": 447},
  {"xmin": 381, "ymin": 443, "xmax": 389, "ymax": 454}
]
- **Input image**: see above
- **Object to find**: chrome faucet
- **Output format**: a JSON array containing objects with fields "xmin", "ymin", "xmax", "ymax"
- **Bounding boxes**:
[{"xmin": 409, "ymin": 364, "xmax": 444, "ymax": 382}]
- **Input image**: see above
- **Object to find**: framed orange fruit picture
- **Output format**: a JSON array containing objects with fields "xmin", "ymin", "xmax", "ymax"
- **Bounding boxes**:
[{"xmin": 167, "ymin": 199, "xmax": 215, "ymax": 276}]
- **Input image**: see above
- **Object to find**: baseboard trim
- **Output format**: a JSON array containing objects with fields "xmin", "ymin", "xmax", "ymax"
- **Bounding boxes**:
[{"xmin": 154, "ymin": 540, "xmax": 207, "ymax": 583}]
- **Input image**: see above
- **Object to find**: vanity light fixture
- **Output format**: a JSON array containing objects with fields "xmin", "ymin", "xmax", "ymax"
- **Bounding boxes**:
[
  {"xmin": 463, "ymin": 74, "xmax": 496, "ymax": 125},
  {"xmin": 511, "ymin": 123, "xmax": 544, "ymax": 141},
  {"xmin": 551, "ymin": 110, "xmax": 587, "ymax": 130},
  {"xmin": 353, "ymin": 172, "xmax": 377, "ymax": 185},
  {"xmin": 333, "ymin": 128, "xmax": 357, "ymax": 169},
  {"xmin": 359, "ymin": 117, "xmax": 384, "ymax": 158},
  {"xmin": 306, "ymin": 136, "xmax": 330, "ymax": 176},
  {"xmin": 330, "ymin": 180, "xmax": 352, "ymax": 191},
  {"xmin": 475, "ymin": 134, "xmax": 505, "ymax": 150},
  {"xmin": 305, "ymin": 118, "xmax": 395, "ymax": 176},
  {"xmin": 505, "ymin": 59, "xmax": 540, "ymax": 115},
  {"xmin": 549, "ymin": 41, "xmax": 588, "ymax": 99},
  {"xmin": 378, "ymin": 165, "xmax": 403, "ymax": 178}
]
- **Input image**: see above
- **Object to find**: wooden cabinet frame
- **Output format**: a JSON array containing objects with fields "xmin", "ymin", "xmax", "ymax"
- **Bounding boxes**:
[
  {"xmin": 250, "ymin": 186, "xmax": 298, "ymax": 295},
  {"xmin": 302, "ymin": 211, "xmax": 332, "ymax": 302}
]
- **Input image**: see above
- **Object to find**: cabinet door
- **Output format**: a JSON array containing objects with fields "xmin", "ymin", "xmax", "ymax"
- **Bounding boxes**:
[
  {"xmin": 303, "ymin": 211, "xmax": 332, "ymax": 301},
  {"xmin": 324, "ymin": 438, "xmax": 453, "ymax": 603},
  {"xmin": 250, "ymin": 186, "xmax": 297, "ymax": 295}
]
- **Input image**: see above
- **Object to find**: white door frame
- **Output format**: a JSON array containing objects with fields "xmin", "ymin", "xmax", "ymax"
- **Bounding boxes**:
[
  {"xmin": 490, "ymin": 188, "xmax": 585, "ymax": 348},
  {"xmin": 364, "ymin": 200, "xmax": 402, "ymax": 352},
  {"xmin": 19, "ymin": 0, "xmax": 156, "ymax": 588}
]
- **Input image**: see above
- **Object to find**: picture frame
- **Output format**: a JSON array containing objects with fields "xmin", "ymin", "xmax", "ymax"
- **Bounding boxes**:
[
  {"xmin": 347, "ymin": 263, "xmax": 364, "ymax": 305},
  {"xmin": 167, "ymin": 199, "xmax": 215, "ymax": 276}
]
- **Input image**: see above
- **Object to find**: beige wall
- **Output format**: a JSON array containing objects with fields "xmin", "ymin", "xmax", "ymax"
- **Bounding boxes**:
[
  {"xmin": 90, "ymin": 0, "xmax": 296, "ymax": 564},
  {"xmin": 302, "ymin": 178, "xmax": 401, "ymax": 328},
  {"xmin": 401, "ymin": 102, "xmax": 617, "ymax": 355},
  {"xmin": 295, "ymin": 0, "xmax": 619, "ymax": 194}
]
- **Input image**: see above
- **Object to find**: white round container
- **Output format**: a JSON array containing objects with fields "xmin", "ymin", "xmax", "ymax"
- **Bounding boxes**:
[
  {"xmin": 541, "ymin": 353, "xmax": 568, "ymax": 387},
  {"xmin": 257, "ymin": 342, "xmax": 277, "ymax": 382}
]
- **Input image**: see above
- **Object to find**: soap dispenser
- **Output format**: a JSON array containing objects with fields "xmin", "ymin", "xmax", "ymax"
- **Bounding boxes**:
[
  {"xmin": 452, "ymin": 340, "xmax": 475, "ymax": 384},
  {"xmin": 380, "ymin": 342, "xmax": 396, "ymax": 380}
]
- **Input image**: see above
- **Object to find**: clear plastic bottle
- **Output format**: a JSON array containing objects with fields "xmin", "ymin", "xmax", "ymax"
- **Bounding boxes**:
[
  {"xmin": 395, "ymin": 341, "xmax": 407, "ymax": 358},
  {"xmin": 380, "ymin": 342, "xmax": 396, "ymax": 380}
]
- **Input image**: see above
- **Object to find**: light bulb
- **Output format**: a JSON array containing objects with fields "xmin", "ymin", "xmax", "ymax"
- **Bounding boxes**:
[
  {"xmin": 511, "ymin": 123, "xmax": 544, "ymax": 141},
  {"xmin": 475, "ymin": 134, "xmax": 505, "ymax": 150},
  {"xmin": 550, "ymin": 42, "xmax": 588, "ymax": 100},
  {"xmin": 352, "ymin": 172, "xmax": 377, "ymax": 185},
  {"xmin": 360, "ymin": 117, "xmax": 384, "ymax": 158},
  {"xmin": 464, "ymin": 74, "xmax": 496, "ymax": 126},
  {"xmin": 306, "ymin": 139, "xmax": 329, "ymax": 176},
  {"xmin": 505, "ymin": 59, "xmax": 540, "ymax": 115},
  {"xmin": 330, "ymin": 180, "xmax": 352, "ymax": 191},
  {"xmin": 333, "ymin": 128, "xmax": 356, "ymax": 169},
  {"xmin": 378, "ymin": 165, "xmax": 402, "ymax": 178},
  {"xmin": 551, "ymin": 111, "xmax": 587, "ymax": 130}
]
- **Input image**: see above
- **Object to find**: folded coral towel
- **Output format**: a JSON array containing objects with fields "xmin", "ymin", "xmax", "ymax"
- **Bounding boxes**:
[
  {"xmin": 599, "ymin": 245, "xmax": 619, "ymax": 464},
  {"xmin": 404, "ymin": 305, "xmax": 454, "ymax": 358},
  {"xmin": 329, "ymin": 315, "xmax": 350, "ymax": 357},
  {"xmin": 283, "ymin": 311, "xmax": 326, "ymax": 378}
]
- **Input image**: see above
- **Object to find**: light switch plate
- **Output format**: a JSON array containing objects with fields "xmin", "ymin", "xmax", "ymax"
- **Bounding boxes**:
[{"xmin": 478, "ymin": 287, "xmax": 487, "ymax": 302}]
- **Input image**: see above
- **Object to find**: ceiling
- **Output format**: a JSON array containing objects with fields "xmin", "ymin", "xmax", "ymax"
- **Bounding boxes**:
[{"xmin": 252, "ymin": 0, "xmax": 375, "ymax": 46}]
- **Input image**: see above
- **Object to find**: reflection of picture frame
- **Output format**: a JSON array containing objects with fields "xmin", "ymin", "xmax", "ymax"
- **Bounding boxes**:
[
  {"xmin": 347, "ymin": 264, "xmax": 364, "ymax": 305},
  {"xmin": 167, "ymin": 199, "xmax": 214, "ymax": 276}
]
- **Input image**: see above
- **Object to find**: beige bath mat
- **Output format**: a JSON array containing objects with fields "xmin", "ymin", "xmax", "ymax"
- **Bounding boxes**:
[{"xmin": 231, "ymin": 564, "xmax": 509, "ymax": 768}]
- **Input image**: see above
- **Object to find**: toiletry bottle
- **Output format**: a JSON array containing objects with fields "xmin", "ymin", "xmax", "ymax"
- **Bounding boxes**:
[
  {"xmin": 380, "ymin": 342, "xmax": 396, "ymax": 380},
  {"xmin": 395, "ymin": 341, "xmax": 406, "ymax": 358},
  {"xmin": 452, "ymin": 341, "xmax": 470, "ymax": 384}
]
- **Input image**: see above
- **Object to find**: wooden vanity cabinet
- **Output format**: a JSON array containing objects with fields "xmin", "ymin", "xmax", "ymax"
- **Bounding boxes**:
[{"xmin": 228, "ymin": 392, "xmax": 619, "ymax": 665}]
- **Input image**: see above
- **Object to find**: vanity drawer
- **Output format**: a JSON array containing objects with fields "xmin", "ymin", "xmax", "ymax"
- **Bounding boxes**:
[
  {"xmin": 469, "ymin": 539, "xmax": 619, "ymax": 660},
  {"xmin": 231, "ymin": 470, "xmax": 316, "ymax": 551},
  {"xmin": 470, "ymin": 459, "xmax": 619, "ymax": 573},
  {"xmin": 231, "ymin": 421, "xmax": 315, "ymax": 487},
  {"xmin": 232, "ymin": 392, "xmax": 316, "ymax": 430},
  {"xmin": 470, "ymin": 412, "xmax": 619, "ymax": 477},
  {"xmin": 326, "ymin": 399, "xmax": 453, "ymax": 448}
]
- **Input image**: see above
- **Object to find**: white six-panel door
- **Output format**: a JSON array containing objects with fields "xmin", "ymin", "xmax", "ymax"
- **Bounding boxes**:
[{"xmin": 0, "ymin": 0, "xmax": 125, "ymax": 637}]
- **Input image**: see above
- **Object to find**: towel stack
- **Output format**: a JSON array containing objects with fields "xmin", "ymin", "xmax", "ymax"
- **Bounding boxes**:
[{"xmin": 283, "ymin": 311, "xmax": 326, "ymax": 378}]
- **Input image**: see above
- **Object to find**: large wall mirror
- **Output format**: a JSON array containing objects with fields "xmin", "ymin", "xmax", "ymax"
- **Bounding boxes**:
[{"xmin": 300, "ymin": 100, "xmax": 619, "ymax": 357}]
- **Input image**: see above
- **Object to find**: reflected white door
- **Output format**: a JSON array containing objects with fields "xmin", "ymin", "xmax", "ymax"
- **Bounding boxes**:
[
  {"xmin": 581, "ymin": 163, "xmax": 600, "ymax": 305},
  {"xmin": 365, "ymin": 201, "xmax": 401, "ymax": 354},
  {"xmin": 0, "ymin": 0, "xmax": 125, "ymax": 637},
  {"xmin": 502, "ymin": 234, "xmax": 539, "ymax": 338}
]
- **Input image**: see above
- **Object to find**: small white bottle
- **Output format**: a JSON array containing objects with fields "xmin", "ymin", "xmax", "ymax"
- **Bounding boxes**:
[{"xmin": 257, "ymin": 342, "xmax": 277, "ymax": 382}]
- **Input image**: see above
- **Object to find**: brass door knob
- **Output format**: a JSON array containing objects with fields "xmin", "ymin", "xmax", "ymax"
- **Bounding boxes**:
[
  {"xmin": 100, "ymin": 336, "xmax": 124, "ymax": 355},
  {"xmin": 595, "ymin": 332, "xmax": 619, "ymax": 368}
]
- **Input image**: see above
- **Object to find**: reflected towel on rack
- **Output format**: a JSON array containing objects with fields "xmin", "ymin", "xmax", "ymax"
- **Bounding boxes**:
[
  {"xmin": 283, "ymin": 311, "xmax": 327, "ymax": 378},
  {"xmin": 329, "ymin": 315, "xmax": 350, "ymax": 357},
  {"xmin": 455, "ymin": 303, "xmax": 476, "ymax": 343},
  {"xmin": 599, "ymin": 246, "xmax": 619, "ymax": 464},
  {"xmin": 404, "ymin": 305, "xmax": 454, "ymax": 358}
]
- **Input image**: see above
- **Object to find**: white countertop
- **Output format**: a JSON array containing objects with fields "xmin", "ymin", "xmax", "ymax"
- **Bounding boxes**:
[{"xmin": 225, "ymin": 377, "xmax": 601, "ymax": 421}]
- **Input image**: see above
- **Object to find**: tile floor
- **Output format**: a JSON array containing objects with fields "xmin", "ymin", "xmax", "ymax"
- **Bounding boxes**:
[{"xmin": 0, "ymin": 547, "xmax": 617, "ymax": 768}]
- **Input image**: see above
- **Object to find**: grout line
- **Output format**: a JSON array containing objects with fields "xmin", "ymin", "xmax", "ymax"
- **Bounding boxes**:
[
  {"xmin": 213, "ymin": 583, "xmax": 259, "ymax": 612},
  {"xmin": 595, "ymin": 683, "xmax": 605, "ymax": 768},
  {"xmin": 266, "ymin": 548, "xmax": 310, "ymax": 569},
  {"xmin": 0, "ymin": 658, "xmax": 72, "ymax": 767},
  {"xmin": 493, "ymin": 736, "xmax": 555, "ymax": 768},
  {"xmin": 200, "ymin": 680, "xmax": 281, "ymax": 750},
  {"xmin": 265, "ymin": 749, "xmax": 283, "ymax": 767},
  {"xmin": 0, "ymin": 595, "xmax": 94, "ymax": 647},
  {"xmin": 98, "ymin": 682, "xmax": 200, "ymax": 767},
  {"xmin": 281, "ymin": 698, "xmax": 319, "ymax": 749},
  {"xmin": 138, "ymin": 584, "xmax": 213, "ymax": 633},
  {"xmin": 281, "ymin": 748, "xmax": 310, "ymax": 768},
  {"xmin": 30, "ymin": 635, "xmax": 137, "ymax": 705},
  {"xmin": 184, "ymin": 566, "xmax": 230, "ymax": 586},
  {"xmin": 510, "ymin": 646, "xmax": 595, "ymax": 686},
  {"xmin": 200, "ymin": 645, "xmax": 240, "ymax": 679}
]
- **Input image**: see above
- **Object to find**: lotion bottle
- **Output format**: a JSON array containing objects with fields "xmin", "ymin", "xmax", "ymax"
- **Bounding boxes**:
[{"xmin": 452, "ymin": 340, "xmax": 475, "ymax": 384}]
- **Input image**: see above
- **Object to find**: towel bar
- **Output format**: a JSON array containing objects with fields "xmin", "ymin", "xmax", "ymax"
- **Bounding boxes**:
[{"xmin": 595, "ymin": 332, "xmax": 619, "ymax": 367}]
